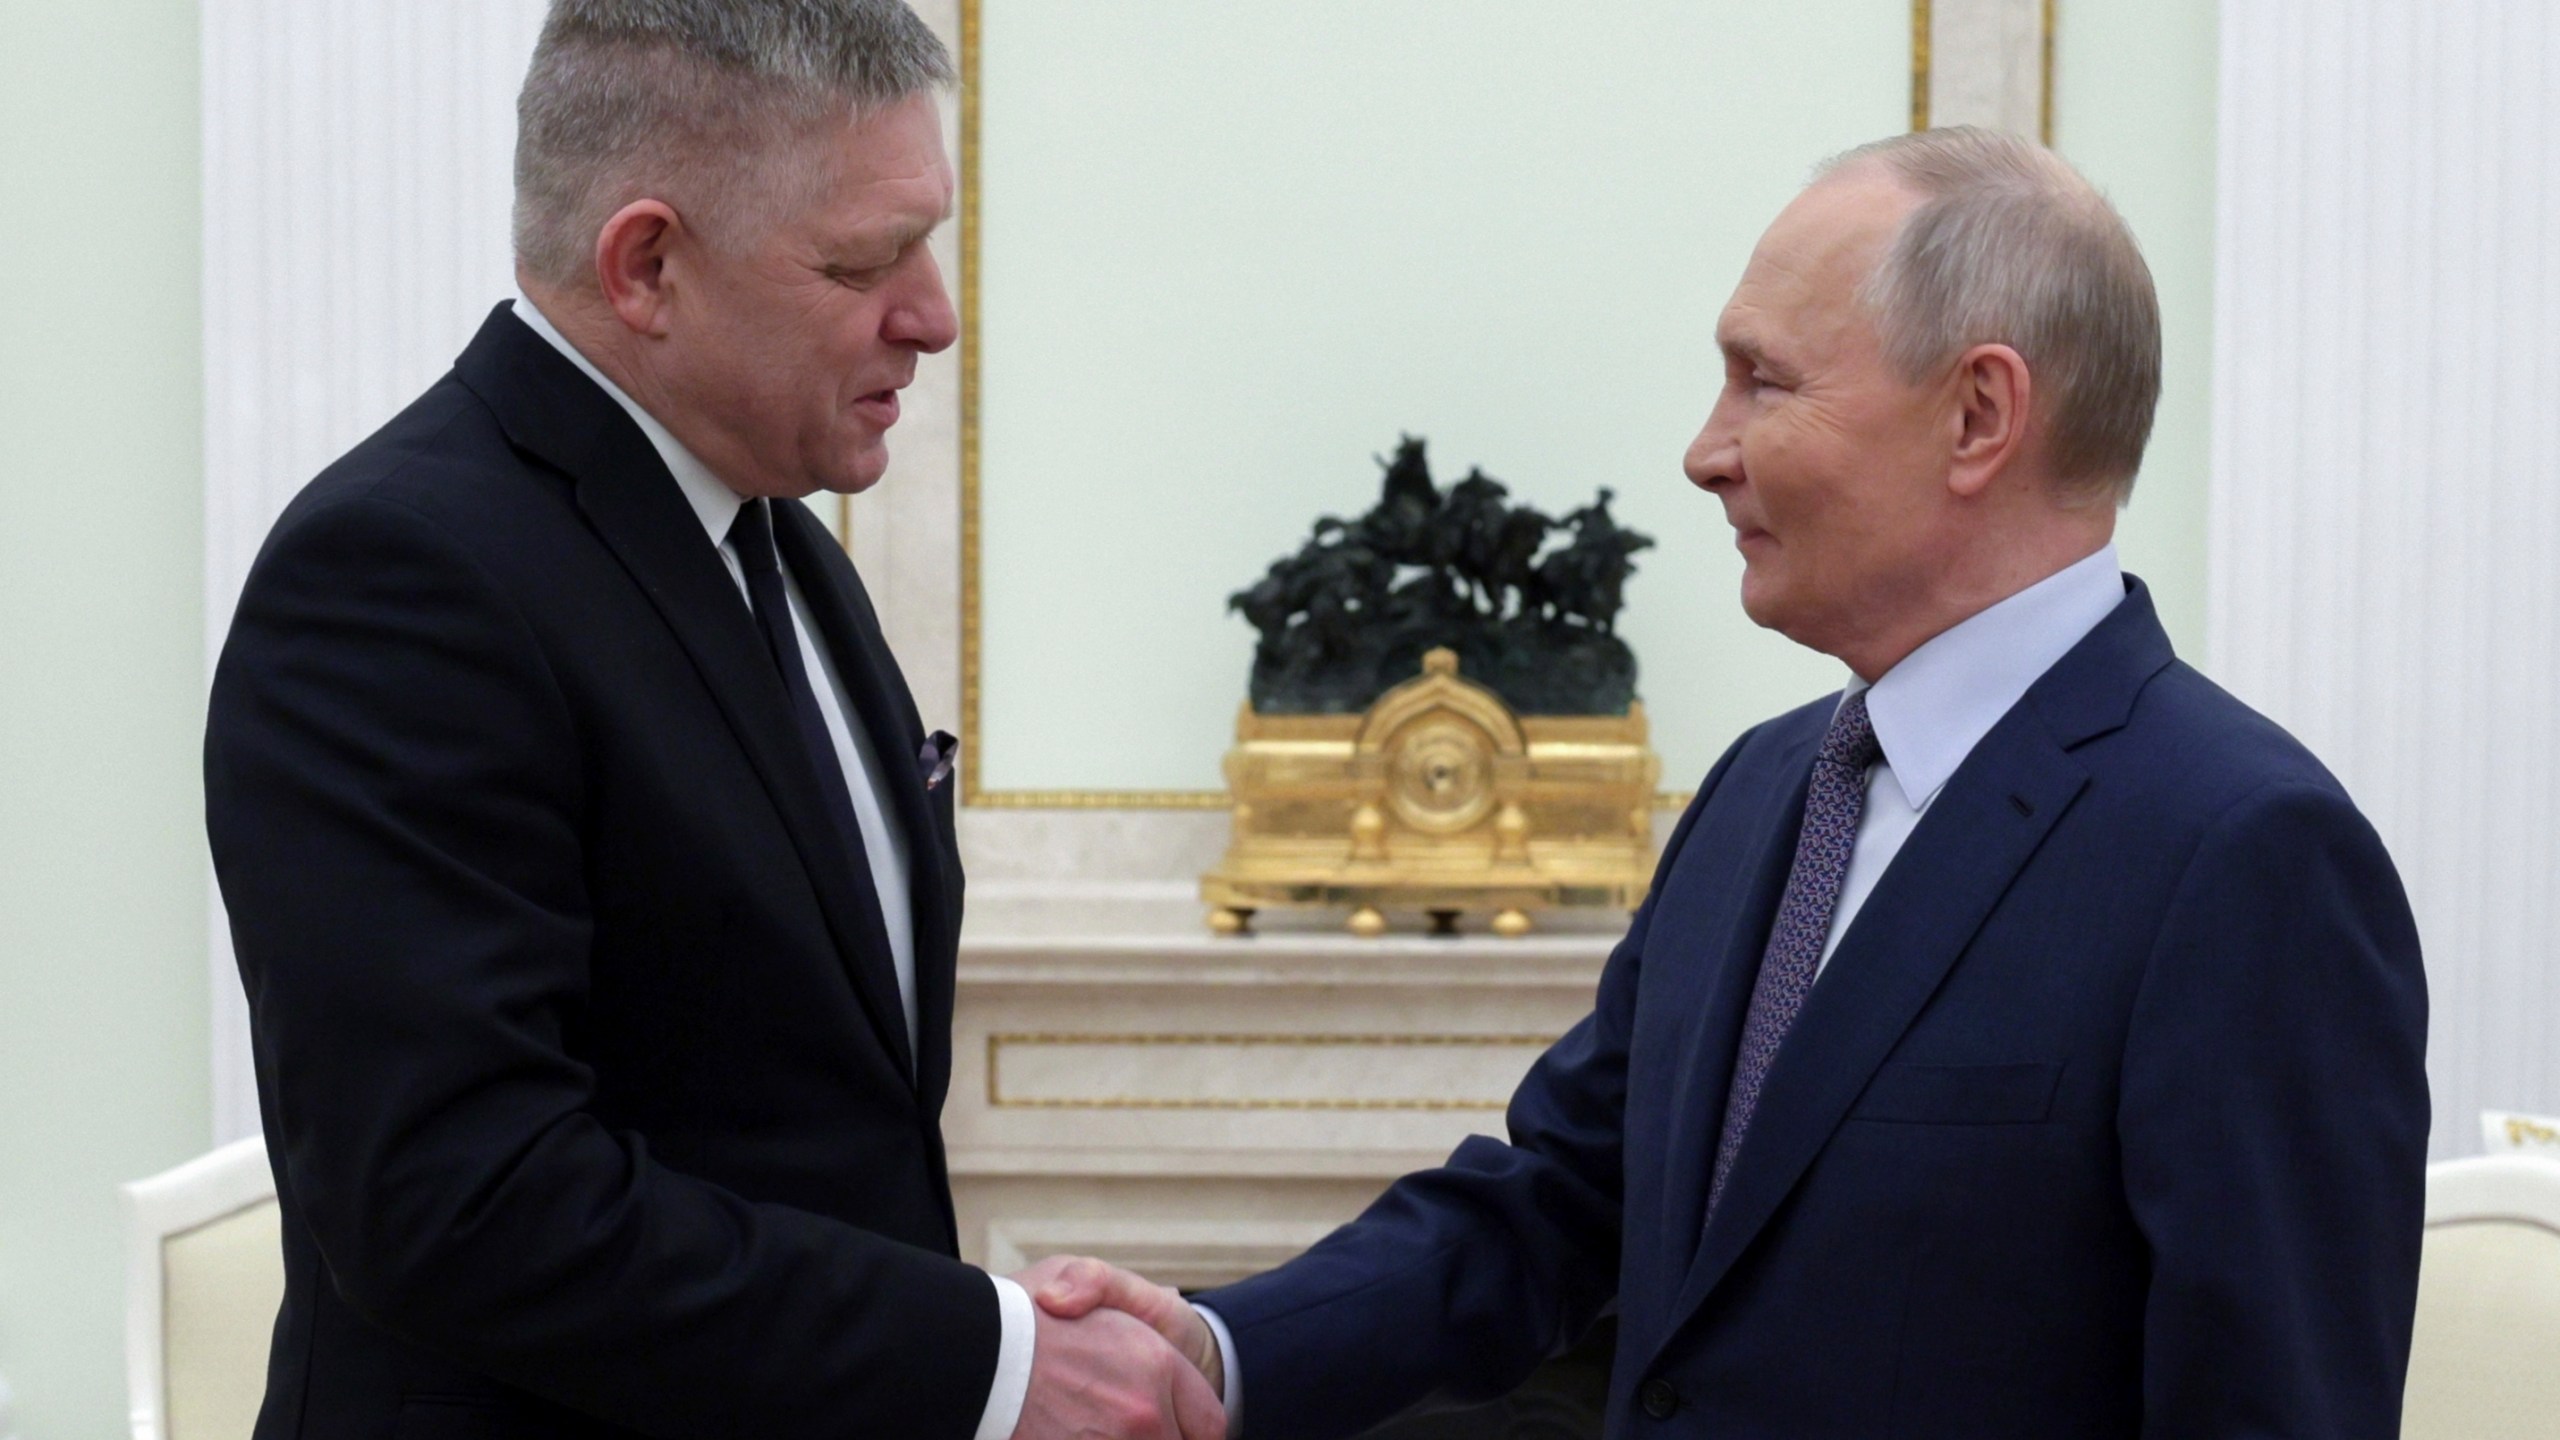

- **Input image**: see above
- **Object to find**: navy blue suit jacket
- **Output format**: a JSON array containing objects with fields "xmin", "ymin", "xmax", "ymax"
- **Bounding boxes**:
[
  {"xmin": 1201, "ymin": 582, "xmax": 2429, "ymax": 1439},
  {"xmin": 206, "ymin": 308, "xmax": 993, "ymax": 1440}
]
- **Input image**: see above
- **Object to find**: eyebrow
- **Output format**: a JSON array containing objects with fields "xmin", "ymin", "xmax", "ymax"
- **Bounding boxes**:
[
  {"xmin": 1718, "ymin": 328, "xmax": 1780, "ymax": 373},
  {"xmin": 827, "ymin": 214, "xmax": 943, "ymax": 266}
]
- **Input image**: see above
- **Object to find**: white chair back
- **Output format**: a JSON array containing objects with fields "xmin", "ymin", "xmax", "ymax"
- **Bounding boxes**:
[
  {"xmin": 123, "ymin": 1136, "xmax": 282, "ymax": 1440},
  {"xmin": 2401, "ymin": 1152, "xmax": 2560, "ymax": 1439}
]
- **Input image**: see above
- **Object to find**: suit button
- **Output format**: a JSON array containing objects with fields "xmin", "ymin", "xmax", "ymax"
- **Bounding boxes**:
[{"xmin": 1640, "ymin": 1378, "xmax": 1681, "ymax": 1419}]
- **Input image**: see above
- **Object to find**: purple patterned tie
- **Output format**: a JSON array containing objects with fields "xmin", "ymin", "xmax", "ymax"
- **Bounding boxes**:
[{"xmin": 1706, "ymin": 689, "xmax": 1882, "ymax": 1224}]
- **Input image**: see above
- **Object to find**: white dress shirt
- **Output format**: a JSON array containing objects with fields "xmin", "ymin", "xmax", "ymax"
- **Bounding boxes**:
[
  {"xmin": 512, "ymin": 296, "xmax": 1035, "ymax": 1440},
  {"xmin": 1195, "ymin": 545, "xmax": 2127, "ymax": 1433}
]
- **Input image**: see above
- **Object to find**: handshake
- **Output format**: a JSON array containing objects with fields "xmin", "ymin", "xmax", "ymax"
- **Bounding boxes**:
[{"xmin": 1008, "ymin": 1255, "xmax": 1228, "ymax": 1440}]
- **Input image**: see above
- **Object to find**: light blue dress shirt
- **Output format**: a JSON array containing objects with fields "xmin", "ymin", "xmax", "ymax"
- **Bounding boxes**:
[{"xmin": 1819, "ymin": 543, "xmax": 2127, "ymax": 973}]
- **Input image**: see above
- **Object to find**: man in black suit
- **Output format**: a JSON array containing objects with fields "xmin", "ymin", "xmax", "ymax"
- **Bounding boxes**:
[{"xmin": 205, "ymin": 4, "xmax": 1221, "ymax": 1438}]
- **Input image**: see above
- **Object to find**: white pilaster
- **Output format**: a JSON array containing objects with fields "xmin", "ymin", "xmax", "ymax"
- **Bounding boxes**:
[
  {"xmin": 2212, "ymin": 0, "xmax": 2560, "ymax": 1156},
  {"xmin": 200, "ymin": 0, "xmax": 548, "ymax": 1142}
]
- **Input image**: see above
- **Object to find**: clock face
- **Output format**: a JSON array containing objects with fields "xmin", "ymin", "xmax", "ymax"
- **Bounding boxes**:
[{"xmin": 1388, "ymin": 716, "xmax": 1498, "ymax": 835}]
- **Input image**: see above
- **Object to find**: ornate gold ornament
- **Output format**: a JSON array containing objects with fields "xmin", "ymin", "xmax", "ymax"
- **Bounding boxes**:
[{"xmin": 1202, "ymin": 649, "xmax": 1659, "ymax": 938}]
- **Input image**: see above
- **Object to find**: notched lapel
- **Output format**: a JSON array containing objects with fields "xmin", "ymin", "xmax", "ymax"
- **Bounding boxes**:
[
  {"xmin": 1657, "ymin": 713, "xmax": 2089, "ymax": 1354},
  {"xmin": 453, "ymin": 307, "xmax": 920, "ymax": 1083},
  {"xmin": 1653, "ymin": 727, "xmax": 1818, "ymax": 1281},
  {"xmin": 1643, "ymin": 576, "xmax": 2176, "ymax": 1366},
  {"xmin": 771, "ymin": 502, "xmax": 962, "ymax": 1108}
]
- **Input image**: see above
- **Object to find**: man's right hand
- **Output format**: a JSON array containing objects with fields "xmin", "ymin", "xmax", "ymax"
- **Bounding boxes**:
[
  {"xmin": 1013, "ymin": 1301, "xmax": 1226, "ymax": 1440},
  {"xmin": 1016, "ymin": 1255, "xmax": 1221, "ymax": 1399}
]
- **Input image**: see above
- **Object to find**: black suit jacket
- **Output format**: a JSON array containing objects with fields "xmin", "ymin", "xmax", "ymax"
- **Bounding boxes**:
[{"xmin": 206, "ymin": 306, "xmax": 991, "ymax": 1440}]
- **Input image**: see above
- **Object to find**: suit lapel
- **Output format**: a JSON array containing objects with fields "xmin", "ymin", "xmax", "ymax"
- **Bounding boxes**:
[
  {"xmin": 772, "ymin": 501, "xmax": 963, "ymax": 1109},
  {"xmin": 451, "ymin": 306, "xmax": 919, "ymax": 1082},
  {"xmin": 1653, "ymin": 724, "xmax": 1818, "ymax": 1282},
  {"xmin": 1659, "ymin": 727, "xmax": 2086, "ymax": 1338},
  {"xmin": 1652, "ymin": 579, "xmax": 2175, "ymax": 1359}
]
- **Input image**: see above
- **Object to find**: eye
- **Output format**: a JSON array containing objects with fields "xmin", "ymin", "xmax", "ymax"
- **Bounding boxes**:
[{"xmin": 823, "ymin": 253, "xmax": 903, "ymax": 288}]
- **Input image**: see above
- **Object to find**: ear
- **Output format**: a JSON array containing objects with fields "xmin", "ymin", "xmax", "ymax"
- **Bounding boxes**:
[
  {"xmin": 593, "ymin": 199, "xmax": 684, "ymax": 338},
  {"xmin": 1945, "ymin": 342, "xmax": 2032, "ymax": 499}
]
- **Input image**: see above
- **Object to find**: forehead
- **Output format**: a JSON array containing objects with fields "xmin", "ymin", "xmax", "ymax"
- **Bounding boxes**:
[
  {"xmin": 1718, "ymin": 169, "xmax": 1917, "ymax": 355},
  {"xmin": 802, "ymin": 92, "xmax": 955, "ymax": 230}
]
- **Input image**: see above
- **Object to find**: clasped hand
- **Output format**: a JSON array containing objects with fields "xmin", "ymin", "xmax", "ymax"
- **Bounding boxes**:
[{"xmin": 1007, "ymin": 1255, "xmax": 1224, "ymax": 1440}]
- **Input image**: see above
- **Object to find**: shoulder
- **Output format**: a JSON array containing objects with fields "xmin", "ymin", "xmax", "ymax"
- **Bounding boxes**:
[
  {"xmin": 251, "ymin": 373, "xmax": 579, "ymax": 591},
  {"xmin": 2103, "ymin": 659, "xmax": 2353, "ymax": 812}
]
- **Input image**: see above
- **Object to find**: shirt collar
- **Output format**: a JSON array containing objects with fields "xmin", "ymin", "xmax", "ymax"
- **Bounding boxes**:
[
  {"xmin": 1848, "ymin": 544, "xmax": 2127, "ymax": 811},
  {"xmin": 511, "ymin": 292, "xmax": 745, "ymax": 551}
]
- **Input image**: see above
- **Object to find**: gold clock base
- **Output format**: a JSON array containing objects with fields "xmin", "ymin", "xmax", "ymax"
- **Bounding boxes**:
[{"xmin": 1202, "ymin": 649, "xmax": 1659, "ymax": 939}]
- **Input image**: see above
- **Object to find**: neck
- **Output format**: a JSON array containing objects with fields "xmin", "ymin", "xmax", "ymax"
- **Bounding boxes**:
[
  {"xmin": 1830, "ymin": 516, "xmax": 2115, "ymax": 682},
  {"xmin": 518, "ymin": 275, "xmax": 774, "ymax": 498},
  {"xmin": 519, "ymin": 277, "xmax": 668, "ymax": 414}
]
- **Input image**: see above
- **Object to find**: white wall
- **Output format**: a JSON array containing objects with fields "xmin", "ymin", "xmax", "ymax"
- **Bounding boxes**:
[{"xmin": 2213, "ymin": 0, "xmax": 2560, "ymax": 1156}]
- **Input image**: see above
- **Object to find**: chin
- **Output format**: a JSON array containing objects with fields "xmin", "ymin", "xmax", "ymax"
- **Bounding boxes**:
[
  {"xmin": 1737, "ymin": 571, "xmax": 1787, "ymax": 632},
  {"xmin": 813, "ymin": 451, "xmax": 891, "ymax": 496}
]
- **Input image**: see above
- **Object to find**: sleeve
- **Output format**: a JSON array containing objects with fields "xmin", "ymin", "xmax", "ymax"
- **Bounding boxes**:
[
  {"xmin": 2118, "ymin": 779, "xmax": 2431, "ymax": 1439},
  {"xmin": 974, "ymin": 1275, "xmax": 1037, "ymax": 1440},
  {"xmin": 1197, "ymin": 1303, "xmax": 1244, "ymax": 1432},
  {"xmin": 1188, "ymin": 737, "xmax": 1747, "ymax": 1440},
  {"xmin": 205, "ymin": 493, "xmax": 1002, "ymax": 1440}
]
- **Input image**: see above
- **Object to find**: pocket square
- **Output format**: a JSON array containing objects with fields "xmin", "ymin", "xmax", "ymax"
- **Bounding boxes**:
[{"xmin": 919, "ymin": 730, "xmax": 959, "ymax": 791}]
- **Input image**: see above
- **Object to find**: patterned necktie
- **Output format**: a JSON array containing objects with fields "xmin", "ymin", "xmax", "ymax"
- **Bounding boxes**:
[{"xmin": 1706, "ymin": 689, "xmax": 1882, "ymax": 1225}]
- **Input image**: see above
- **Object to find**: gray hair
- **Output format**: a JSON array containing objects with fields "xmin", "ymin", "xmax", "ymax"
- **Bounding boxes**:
[
  {"xmin": 514, "ymin": 0, "xmax": 952, "ymax": 291},
  {"xmin": 1819, "ymin": 126, "xmax": 2162, "ymax": 502}
]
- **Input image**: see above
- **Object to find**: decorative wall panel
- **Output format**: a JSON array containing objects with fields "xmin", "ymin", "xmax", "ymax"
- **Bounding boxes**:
[
  {"xmin": 201, "ymin": 0, "xmax": 548, "ymax": 1141},
  {"xmin": 2212, "ymin": 0, "xmax": 2559, "ymax": 1157}
]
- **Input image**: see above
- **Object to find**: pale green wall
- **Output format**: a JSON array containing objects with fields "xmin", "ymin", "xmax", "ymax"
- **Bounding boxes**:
[
  {"xmin": 0, "ymin": 2, "xmax": 2215, "ymax": 1432},
  {"xmin": 0, "ymin": 4, "xmax": 211, "ymax": 1438},
  {"xmin": 975, "ymin": 0, "xmax": 2219, "ymax": 796},
  {"xmin": 2055, "ymin": 0, "xmax": 2218, "ymax": 657}
]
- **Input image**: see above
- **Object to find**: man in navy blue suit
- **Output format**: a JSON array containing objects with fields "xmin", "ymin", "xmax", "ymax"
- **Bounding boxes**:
[{"xmin": 1031, "ymin": 126, "xmax": 2431, "ymax": 1438}]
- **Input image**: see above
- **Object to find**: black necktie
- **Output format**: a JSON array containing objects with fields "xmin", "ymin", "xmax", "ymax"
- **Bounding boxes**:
[{"xmin": 726, "ymin": 499, "xmax": 886, "ymax": 920}]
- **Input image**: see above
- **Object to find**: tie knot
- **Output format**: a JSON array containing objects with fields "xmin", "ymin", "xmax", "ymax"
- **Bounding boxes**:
[
  {"xmin": 1821, "ymin": 689, "xmax": 1881, "ymax": 771},
  {"xmin": 727, "ymin": 499, "xmax": 780, "ymax": 577}
]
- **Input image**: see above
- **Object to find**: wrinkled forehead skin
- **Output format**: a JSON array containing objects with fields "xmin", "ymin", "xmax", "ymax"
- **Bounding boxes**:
[{"xmin": 1720, "ymin": 166, "xmax": 1923, "ymax": 374}]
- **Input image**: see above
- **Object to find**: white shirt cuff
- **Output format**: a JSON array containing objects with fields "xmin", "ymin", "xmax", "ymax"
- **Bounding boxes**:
[
  {"xmin": 975, "ymin": 1272, "xmax": 1037, "ymax": 1440},
  {"xmin": 1196, "ymin": 1302, "xmax": 1244, "ymax": 1434}
]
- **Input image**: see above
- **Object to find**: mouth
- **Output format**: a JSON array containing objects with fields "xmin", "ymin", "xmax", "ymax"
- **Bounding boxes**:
[{"xmin": 851, "ymin": 385, "xmax": 904, "ymax": 429}]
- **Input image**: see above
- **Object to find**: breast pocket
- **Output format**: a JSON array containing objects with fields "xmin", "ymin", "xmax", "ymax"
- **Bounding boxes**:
[{"xmin": 1849, "ymin": 1061, "xmax": 2063, "ymax": 1125}]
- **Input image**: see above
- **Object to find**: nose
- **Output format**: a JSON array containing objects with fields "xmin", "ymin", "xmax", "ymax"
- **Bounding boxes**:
[
  {"xmin": 887, "ymin": 247, "xmax": 959, "ymax": 354},
  {"xmin": 1686, "ymin": 389, "xmax": 1746, "ymax": 491}
]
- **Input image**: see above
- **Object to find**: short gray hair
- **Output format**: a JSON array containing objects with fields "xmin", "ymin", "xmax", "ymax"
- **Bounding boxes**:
[
  {"xmin": 514, "ymin": 0, "xmax": 952, "ymax": 291},
  {"xmin": 1820, "ymin": 127, "xmax": 2162, "ymax": 502}
]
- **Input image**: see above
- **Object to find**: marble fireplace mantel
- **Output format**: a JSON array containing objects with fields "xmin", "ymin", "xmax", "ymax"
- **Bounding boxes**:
[{"xmin": 946, "ymin": 885, "xmax": 1621, "ymax": 1289}]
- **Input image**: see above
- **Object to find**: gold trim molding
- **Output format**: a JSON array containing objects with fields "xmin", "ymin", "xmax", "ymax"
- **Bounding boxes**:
[
  {"xmin": 957, "ymin": 0, "xmax": 1935, "ymax": 812},
  {"xmin": 1910, "ymin": 0, "xmax": 2059, "ymax": 144},
  {"xmin": 984, "ymin": 1031, "xmax": 1556, "ymax": 1112}
]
